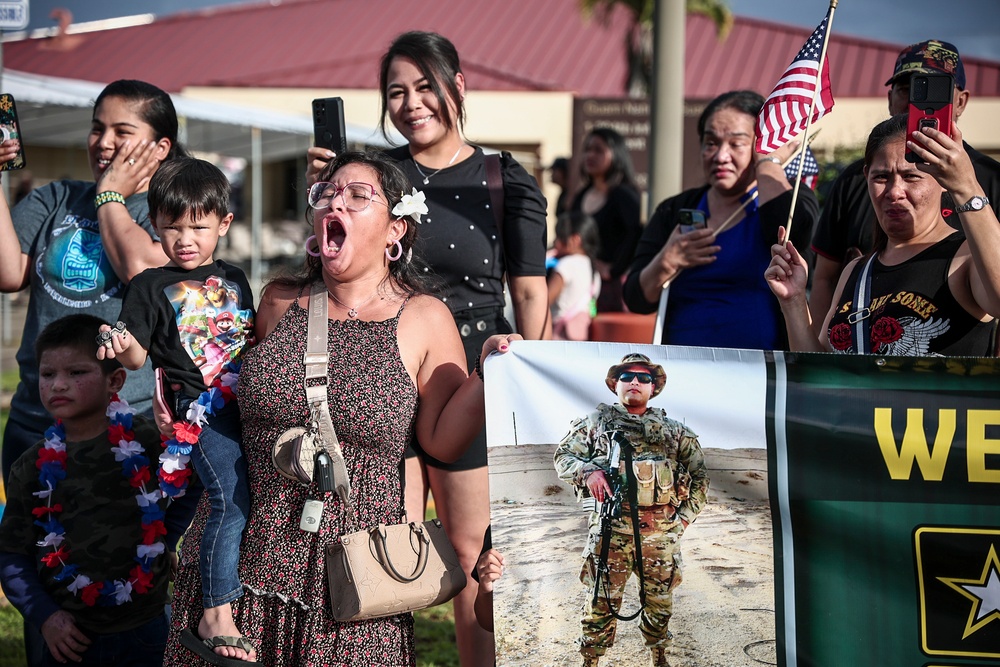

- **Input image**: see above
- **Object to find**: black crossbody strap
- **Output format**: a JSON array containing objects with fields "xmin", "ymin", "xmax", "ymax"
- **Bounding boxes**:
[
  {"xmin": 484, "ymin": 153, "xmax": 509, "ymax": 289},
  {"xmin": 848, "ymin": 255, "xmax": 878, "ymax": 354},
  {"xmin": 484, "ymin": 153, "xmax": 505, "ymax": 237}
]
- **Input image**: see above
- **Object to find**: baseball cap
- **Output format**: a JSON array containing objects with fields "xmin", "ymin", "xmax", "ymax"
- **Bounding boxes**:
[{"xmin": 885, "ymin": 39, "xmax": 966, "ymax": 89}]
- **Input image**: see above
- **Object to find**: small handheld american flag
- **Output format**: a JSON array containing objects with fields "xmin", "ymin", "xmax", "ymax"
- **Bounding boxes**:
[
  {"xmin": 755, "ymin": 11, "xmax": 835, "ymax": 154},
  {"xmin": 784, "ymin": 146, "xmax": 820, "ymax": 189}
]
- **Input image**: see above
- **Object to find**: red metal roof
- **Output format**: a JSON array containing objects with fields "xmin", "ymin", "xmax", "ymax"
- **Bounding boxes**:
[{"xmin": 5, "ymin": 0, "xmax": 1000, "ymax": 98}]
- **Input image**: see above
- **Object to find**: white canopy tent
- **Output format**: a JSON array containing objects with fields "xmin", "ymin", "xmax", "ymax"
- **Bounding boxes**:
[
  {"xmin": 2, "ymin": 69, "xmax": 387, "ymax": 160},
  {"xmin": 2, "ymin": 69, "xmax": 390, "ymax": 292}
]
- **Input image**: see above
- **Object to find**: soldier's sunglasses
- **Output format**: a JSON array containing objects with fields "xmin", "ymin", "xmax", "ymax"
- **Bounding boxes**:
[{"xmin": 617, "ymin": 371, "xmax": 653, "ymax": 384}]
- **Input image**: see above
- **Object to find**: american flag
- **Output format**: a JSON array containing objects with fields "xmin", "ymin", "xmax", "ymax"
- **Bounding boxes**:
[
  {"xmin": 755, "ymin": 11, "xmax": 835, "ymax": 153},
  {"xmin": 784, "ymin": 146, "xmax": 821, "ymax": 189}
]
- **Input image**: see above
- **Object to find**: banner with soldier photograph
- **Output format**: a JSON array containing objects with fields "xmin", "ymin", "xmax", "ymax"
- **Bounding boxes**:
[
  {"xmin": 484, "ymin": 343, "xmax": 1000, "ymax": 667},
  {"xmin": 485, "ymin": 341, "xmax": 773, "ymax": 667}
]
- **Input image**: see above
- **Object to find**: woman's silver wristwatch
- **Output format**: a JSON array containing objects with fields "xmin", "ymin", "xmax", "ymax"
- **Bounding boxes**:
[{"xmin": 956, "ymin": 195, "xmax": 989, "ymax": 213}]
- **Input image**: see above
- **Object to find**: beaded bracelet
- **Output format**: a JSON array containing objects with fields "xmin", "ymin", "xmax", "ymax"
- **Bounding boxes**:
[
  {"xmin": 95, "ymin": 191, "xmax": 127, "ymax": 209},
  {"xmin": 474, "ymin": 355, "xmax": 485, "ymax": 381}
]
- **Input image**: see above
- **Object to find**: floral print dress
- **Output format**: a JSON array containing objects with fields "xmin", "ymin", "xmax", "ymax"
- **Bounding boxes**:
[{"xmin": 164, "ymin": 298, "xmax": 419, "ymax": 667}]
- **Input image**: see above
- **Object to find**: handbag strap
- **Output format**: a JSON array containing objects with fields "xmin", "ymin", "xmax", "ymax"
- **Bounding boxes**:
[
  {"xmin": 848, "ymin": 254, "xmax": 878, "ymax": 354},
  {"xmin": 485, "ymin": 153, "xmax": 511, "ymax": 291},
  {"xmin": 484, "ymin": 153, "xmax": 505, "ymax": 239},
  {"xmin": 304, "ymin": 282, "xmax": 353, "ymax": 508}
]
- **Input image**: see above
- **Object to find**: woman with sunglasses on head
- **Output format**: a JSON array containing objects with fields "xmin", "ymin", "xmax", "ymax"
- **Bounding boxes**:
[
  {"xmin": 308, "ymin": 31, "xmax": 549, "ymax": 665},
  {"xmin": 166, "ymin": 151, "xmax": 518, "ymax": 666}
]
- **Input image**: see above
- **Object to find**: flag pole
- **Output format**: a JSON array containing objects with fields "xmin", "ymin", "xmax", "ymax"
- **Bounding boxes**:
[{"xmin": 783, "ymin": 0, "xmax": 839, "ymax": 246}]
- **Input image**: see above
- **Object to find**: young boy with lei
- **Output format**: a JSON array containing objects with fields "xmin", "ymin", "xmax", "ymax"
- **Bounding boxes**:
[
  {"xmin": 0, "ymin": 314, "xmax": 199, "ymax": 665},
  {"xmin": 97, "ymin": 158, "xmax": 258, "ymax": 666}
]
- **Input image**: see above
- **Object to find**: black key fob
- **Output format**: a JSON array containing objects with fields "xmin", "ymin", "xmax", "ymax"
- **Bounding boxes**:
[{"xmin": 315, "ymin": 451, "xmax": 334, "ymax": 494}]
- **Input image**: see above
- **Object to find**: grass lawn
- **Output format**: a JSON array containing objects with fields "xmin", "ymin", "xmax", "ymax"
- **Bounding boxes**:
[{"xmin": 0, "ymin": 604, "xmax": 26, "ymax": 667}]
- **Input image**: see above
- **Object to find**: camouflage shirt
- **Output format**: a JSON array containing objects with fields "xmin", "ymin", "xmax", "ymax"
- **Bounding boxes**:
[
  {"xmin": 554, "ymin": 402, "xmax": 709, "ymax": 525},
  {"xmin": 0, "ymin": 417, "xmax": 175, "ymax": 634}
]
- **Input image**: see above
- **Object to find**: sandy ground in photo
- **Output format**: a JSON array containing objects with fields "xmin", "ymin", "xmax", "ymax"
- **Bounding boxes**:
[{"xmin": 489, "ymin": 447, "xmax": 774, "ymax": 667}]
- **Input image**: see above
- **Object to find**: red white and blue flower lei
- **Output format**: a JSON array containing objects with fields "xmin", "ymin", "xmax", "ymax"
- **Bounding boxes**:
[
  {"xmin": 157, "ymin": 360, "xmax": 240, "ymax": 498},
  {"xmin": 34, "ymin": 394, "xmax": 167, "ymax": 607}
]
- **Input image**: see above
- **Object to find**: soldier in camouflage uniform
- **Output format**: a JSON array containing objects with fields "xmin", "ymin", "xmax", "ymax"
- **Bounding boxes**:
[{"xmin": 554, "ymin": 353, "xmax": 709, "ymax": 667}]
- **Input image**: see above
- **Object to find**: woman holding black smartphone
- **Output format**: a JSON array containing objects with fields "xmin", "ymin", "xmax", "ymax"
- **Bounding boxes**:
[{"xmin": 307, "ymin": 31, "xmax": 549, "ymax": 666}]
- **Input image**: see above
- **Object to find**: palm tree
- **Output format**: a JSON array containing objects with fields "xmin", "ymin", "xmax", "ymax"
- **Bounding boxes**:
[{"xmin": 581, "ymin": 0, "xmax": 734, "ymax": 97}]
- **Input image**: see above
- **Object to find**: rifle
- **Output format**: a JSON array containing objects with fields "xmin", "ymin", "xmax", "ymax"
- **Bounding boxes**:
[{"xmin": 591, "ymin": 430, "xmax": 645, "ymax": 620}]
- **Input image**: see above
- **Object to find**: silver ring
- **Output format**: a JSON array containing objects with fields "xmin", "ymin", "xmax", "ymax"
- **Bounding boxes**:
[{"xmin": 127, "ymin": 158, "xmax": 136, "ymax": 166}]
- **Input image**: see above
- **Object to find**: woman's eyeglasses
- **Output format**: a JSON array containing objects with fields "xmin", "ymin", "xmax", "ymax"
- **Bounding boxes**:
[
  {"xmin": 308, "ymin": 182, "xmax": 387, "ymax": 212},
  {"xmin": 617, "ymin": 371, "xmax": 653, "ymax": 384}
]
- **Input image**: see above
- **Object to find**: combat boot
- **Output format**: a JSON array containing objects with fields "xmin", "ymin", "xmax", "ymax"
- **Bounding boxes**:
[
  {"xmin": 650, "ymin": 644, "xmax": 671, "ymax": 667},
  {"xmin": 582, "ymin": 655, "xmax": 600, "ymax": 667}
]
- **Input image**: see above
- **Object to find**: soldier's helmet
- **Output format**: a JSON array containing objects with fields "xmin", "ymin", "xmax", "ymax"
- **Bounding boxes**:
[{"xmin": 605, "ymin": 353, "xmax": 667, "ymax": 397}]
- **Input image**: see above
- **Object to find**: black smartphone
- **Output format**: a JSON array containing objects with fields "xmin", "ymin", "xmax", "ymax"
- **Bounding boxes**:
[
  {"xmin": 0, "ymin": 94, "xmax": 27, "ymax": 171},
  {"xmin": 312, "ymin": 97, "xmax": 347, "ymax": 153},
  {"xmin": 679, "ymin": 209, "xmax": 707, "ymax": 233},
  {"xmin": 905, "ymin": 73, "xmax": 953, "ymax": 163}
]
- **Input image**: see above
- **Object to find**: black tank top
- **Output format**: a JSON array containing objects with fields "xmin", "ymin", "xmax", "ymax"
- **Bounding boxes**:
[{"xmin": 828, "ymin": 232, "xmax": 995, "ymax": 356}]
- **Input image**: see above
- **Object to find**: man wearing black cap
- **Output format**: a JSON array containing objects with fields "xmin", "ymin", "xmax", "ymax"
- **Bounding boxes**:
[
  {"xmin": 808, "ymin": 39, "xmax": 1000, "ymax": 331},
  {"xmin": 554, "ymin": 353, "xmax": 709, "ymax": 667}
]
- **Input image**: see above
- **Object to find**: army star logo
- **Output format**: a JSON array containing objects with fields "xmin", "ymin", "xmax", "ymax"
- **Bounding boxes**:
[
  {"xmin": 915, "ymin": 526, "xmax": 1000, "ymax": 658},
  {"xmin": 937, "ymin": 545, "xmax": 1000, "ymax": 639}
]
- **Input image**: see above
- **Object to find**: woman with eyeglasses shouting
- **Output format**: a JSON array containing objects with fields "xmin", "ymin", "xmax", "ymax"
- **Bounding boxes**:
[
  {"xmin": 165, "ymin": 151, "xmax": 518, "ymax": 666},
  {"xmin": 307, "ymin": 30, "xmax": 549, "ymax": 666}
]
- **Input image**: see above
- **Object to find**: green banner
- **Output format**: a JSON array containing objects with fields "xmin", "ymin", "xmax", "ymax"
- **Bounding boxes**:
[{"xmin": 769, "ymin": 353, "xmax": 1000, "ymax": 666}]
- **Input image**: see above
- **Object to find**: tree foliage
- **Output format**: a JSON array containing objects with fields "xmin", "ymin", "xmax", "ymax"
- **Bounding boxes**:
[{"xmin": 580, "ymin": 0, "xmax": 734, "ymax": 96}]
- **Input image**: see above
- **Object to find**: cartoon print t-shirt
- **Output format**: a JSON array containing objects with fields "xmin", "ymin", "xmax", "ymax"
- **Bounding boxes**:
[
  {"xmin": 826, "ymin": 233, "xmax": 994, "ymax": 357},
  {"xmin": 118, "ymin": 260, "xmax": 255, "ymax": 399}
]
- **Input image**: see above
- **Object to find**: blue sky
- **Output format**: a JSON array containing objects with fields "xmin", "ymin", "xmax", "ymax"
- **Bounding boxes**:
[{"xmin": 14, "ymin": 0, "xmax": 1000, "ymax": 62}]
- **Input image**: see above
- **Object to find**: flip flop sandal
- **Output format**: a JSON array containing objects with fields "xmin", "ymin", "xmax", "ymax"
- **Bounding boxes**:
[{"xmin": 180, "ymin": 628, "xmax": 262, "ymax": 667}]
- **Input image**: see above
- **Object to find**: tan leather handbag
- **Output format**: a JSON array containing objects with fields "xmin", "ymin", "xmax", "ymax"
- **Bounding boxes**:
[{"xmin": 327, "ymin": 518, "xmax": 467, "ymax": 622}]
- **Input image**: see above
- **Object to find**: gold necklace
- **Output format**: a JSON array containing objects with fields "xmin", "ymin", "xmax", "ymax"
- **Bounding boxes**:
[
  {"xmin": 328, "ymin": 289, "xmax": 380, "ymax": 319},
  {"xmin": 413, "ymin": 144, "xmax": 465, "ymax": 185}
]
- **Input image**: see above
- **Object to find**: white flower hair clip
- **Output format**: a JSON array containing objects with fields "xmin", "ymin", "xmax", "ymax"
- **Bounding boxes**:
[{"xmin": 392, "ymin": 187, "xmax": 429, "ymax": 224}]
